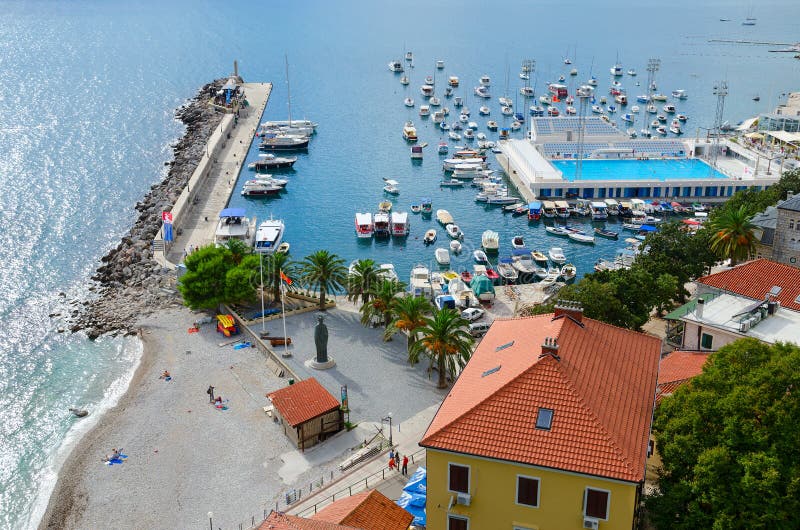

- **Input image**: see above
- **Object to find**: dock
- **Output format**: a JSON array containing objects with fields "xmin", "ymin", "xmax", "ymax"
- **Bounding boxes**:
[{"xmin": 160, "ymin": 82, "xmax": 272, "ymax": 266}]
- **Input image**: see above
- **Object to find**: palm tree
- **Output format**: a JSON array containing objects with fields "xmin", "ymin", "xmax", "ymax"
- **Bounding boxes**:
[
  {"xmin": 262, "ymin": 251, "xmax": 294, "ymax": 302},
  {"xmin": 384, "ymin": 295, "xmax": 433, "ymax": 357},
  {"xmin": 300, "ymin": 250, "xmax": 347, "ymax": 311},
  {"xmin": 409, "ymin": 308, "xmax": 474, "ymax": 388},
  {"xmin": 709, "ymin": 205, "xmax": 757, "ymax": 266},
  {"xmin": 347, "ymin": 259, "xmax": 381, "ymax": 306},
  {"xmin": 359, "ymin": 279, "xmax": 406, "ymax": 330}
]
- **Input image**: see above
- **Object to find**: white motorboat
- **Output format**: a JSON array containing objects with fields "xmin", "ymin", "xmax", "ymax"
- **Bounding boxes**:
[
  {"xmin": 669, "ymin": 119, "xmax": 682, "ymax": 135},
  {"xmin": 592, "ymin": 105, "xmax": 604, "ymax": 114},
  {"xmin": 354, "ymin": 212, "xmax": 373, "ymax": 238},
  {"xmin": 473, "ymin": 249, "xmax": 489, "ymax": 263},
  {"xmin": 570, "ymin": 68, "xmax": 578, "ymax": 76},
  {"xmin": 389, "ymin": 60, "xmax": 404, "ymax": 72},
  {"xmin": 565, "ymin": 106, "xmax": 577, "ymax": 115},
  {"xmin": 448, "ymin": 131, "xmax": 461, "ymax": 141},
  {"xmin": 463, "ymin": 129, "xmax": 475, "ymax": 140},
  {"xmin": 459, "ymin": 113, "xmax": 469, "ymax": 123},
  {"xmin": 591, "ymin": 201, "xmax": 609, "ymax": 220},
  {"xmin": 548, "ymin": 247, "xmax": 566, "ymax": 264},
  {"xmin": 615, "ymin": 94, "xmax": 628, "ymax": 105},
  {"xmin": 481, "ymin": 230, "xmax": 500, "ymax": 253},
  {"xmin": 419, "ymin": 105, "xmax": 431, "ymax": 117},
  {"xmin": 621, "ymin": 113, "xmax": 634, "ymax": 123},
  {"xmin": 423, "ymin": 229, "xmax": 437, "ymax": 245},
  {"xmin": 497, "ymin": 260, "xmax": 518, "ymax": 282},
  {"xmin": 400, "ymin": 75, "xmax": 409, "ymax": 86},
  {"xmin": 383, "ymin": 178, "xmax": 400, "ymax": 195},
  {"xmin": 677, "ymin": 114, "xmax": 689, "ymax": 122},
  {"xmin": 244, "ymin": 174, "xmax": 288, "ymax": 188},
  {"xmin": 672, "ymin": 89, "xmax": 688, "ymax": 100},
  {"xmin": 214, "ymin": 208, "xmax": 256, "ymax": 247},
  {"xmin": 511, "ymin": 253, "xmax": 537, "ymax": 275},
  {"xmin": 501, "ymin": 106, "xmax": 514, "ymax": 116},
  {"xmin": 627, "ymin": 69, "xmax": 637, "ymax": 76},
  {"xmin": 432, "ymin": 110, "xmax": 445, "ymax": 123},
  {"xmin": 409, "ymin": 264, "xmax": 432, "ymax": 297},
  {"xmin": 511, "ymin": 235, "xmax": 525, "ymax": 249},
  {"xmin": 474, "ymin": 86, "xmax": 491, "ymax": 98},
  {"xmin": 402, "ymin": 121, "xmax": 418, "ymax": 142},
  {"xmin": 259, "ymin": 135, "xmax": 309, "ymax": 151},
  {"xmin": 254, "ymin": 218, "xmax": 285, "ymax": 254},
  {"xmin": 479, "ymin": 75, "xmax": 491, "ymax": 86},
  {"xmin": 652, "ymin": 93, "xmax": 668, "ymax": 101},
  {"xmin": 241, "ymin": 181, "xmax": 282, "ymax": 197},
  {"xmin": 636, "ymin": 94, "xmax": 650, "ymax": 103},
  {"xmin": 445, "ymin": 223, "xmax": 463, "ymax": 239},
  {"xmin": 420, "ymin": 84, "xmax": 434, "ymax": 97},
  {"xmin": 404, "ymin": 97, "xmax": 414, "ymax": 107},
  {"xmin": 429, "ymin": 96, "xmax": 441, "ymax": 107},
  {"xmin": 410, "ymin": 145, "xmax": 423, "ymax": 159},
  {"xmin": 486, "ymin": 120, "xmax": 498, "ymax": 130},
  {"xmin": 448, "ymin": 76, "xmax": 459, "ymax": 87},
  {"xmin": 539, "ymin": 95, "xmax": 552, "ymax": 105},
  {"xmin": 439, "ymin": 121, "xmax": 450, "ymax": 131},
  {"xmin": 568, "ymin": 231, "xmax": 595, "ymax": 244},
  {"xmin": 391, "ymin": 211, "xmax": 410, "ymax": 237},
  {"xmin": 588, "ymin": 76, "xmax": 598, "ymax": 86},
  {"xmin": 529, "ymin": 106, "xmax": 544, "ymax": 116},
  {"xmin": 436, "ymin": 60, "xmax": 445, "ymax": 69},
  {"xmin": 663, "ymin": 104, "xmax": 676, "ymax": 113},
  {"xmin": 437, "ymin": 142, "xmax": 449, "ymax": 155},
  {"xmin": 610, "ymin": 63, "xmax": 623, "ymax": 76},
  {"xmin": 450, "ymin": 239, "xmax": 462, "ymax": 254},
  {"xmin": 656, "ymin": 125, "xmax": 667, "ymax": 135},
  {"xmin": 405, "ymin": 51, "xmax": 413, "ymax": 61},
  {"xmin": 630, "ymin": 105, "xmax": 640, "ymax": 113},
  {"xmin": 435, "ymin": 247, "xmax": 451, "ymax": 266},
  {"xmin": 499, "ymin": 96, "xmax": 513, "ymax": 107},
  {"xmin": 647, "ymin": 104, "xmax": 658, "ymax": 114},
  {"xmin": 425, "ymin": 75, "xmax": 434, "ymax": 85},
  {"xmin": 248, "ymin": 153, "xmax": 297, "ymax": 171},
  {"xmin": 519, "ymin": 86, "xmax": 535, "ymax": 97},
  {"xmin": 479, "ymin": 106, "xmax": 490, "ymax": 115},
  {"xmin": 560, "ymin": 263, "xmax": 577, "ymax": 281},
  {"xmin": 453, "ymin": 96, "xmax": 463, "ymax": 107},
  {"xmin": 377, "ymin": 263, "xmax": 399, "ymax": 283},
  {"xmin": 547, "ymin": 107, "xmax": 559, "ymax": 117}
]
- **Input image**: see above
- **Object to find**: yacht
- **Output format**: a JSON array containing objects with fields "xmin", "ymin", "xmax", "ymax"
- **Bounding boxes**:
[
  {"xmin": 388, "ymin": 60, "xmax": 404, "ymax": 72},
  {"xmin": 436, "ymin": 60, "xmax": 445, "ymax": 69},
  {"xmin": 404, "ymin": 97, "xmax": 414, "ymax": 107},
  {"xmin": 630, "ymin": 105, "xmax": 640, "ymax": 113},
  {"xmin": 669, "ymin": 119, "xmax": 682, "ymax": 135},
  {"xmin": 479, "ymin": 75, "xmax": 491, "ymax": 86},
  {"xmin": 529, "ymin": 106, "xmax": 544, "ymax": 117},
  {"xmin": 405, "ymin": 51, "xmax": 413, "ymax": 61},
  {"xmin": 499, "ymin": 96, "xmax": 513, "ymax": 107},
  {"xmin": 448, "ymin": 76, "xmax": 459, "ymax": 87},
  {"xmin": 671, "ymin": 89, "xmax": 688, "ymax": 100},
  {"xmin": 474, "ymin": 86, "xmax": 491, "ymax": 98},
  {"xmin": 214, "ymin": 208, "xmax": 256, "ymax": 247},
  {"xmin": 627, "ymin": 69, "xmax": 637, "ymax": 76},
  {"xmin": 259, "ymin": 135, "xmax": 309, "ymax": 151},
  {"xmin": 400, "ymin": 75, "xmax": 409, "ymax": 86},
  {"xmin": 254, "ymin": 218, "xmax": 285, "ymax": 253},
  {"xmin": 519, "ymin": 86, "xmax": 535, "ymax": 97},
  {"xmin": 420, "ymin": 84, "xmax": 434, "ymax": 97},
  {"xmin": 479, "ymin": 106, "xmax": 490, "ymax": 115},
  {"xmin": 610, "ymin": 63, "xmax": 623, "ymax": 76},
  {"xmin": 429, "ymin": 96, "xmax": 441, "ymax": 107},
  {"xmin": 615, "ymin": 94, "xmax": 628, "ymax": 105},
  {"xmin": 409, "ymin": 264, "xmax": 433, "ymax": 297},
  {"xmin": 247, "ymin": 153, "xmax": 297, "ymax": 171},
  {"xmin": 487, "ymin": 120, "xmax": 499, "ymax": 130},
  {"xmin": 354, "ymin": 212, "xmax": 373, "ymax": 238},
  {"xmin": 663, "ymin": 104, "xmax": 676, "ymax": 113},
  {"xmin": 241, "ymin": 181, "xmax": 282, "ymax": 197}
]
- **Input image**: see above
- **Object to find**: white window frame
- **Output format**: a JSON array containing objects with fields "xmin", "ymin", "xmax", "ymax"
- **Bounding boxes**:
[
  {"xmin": 448, "ymin": 462, "xmax": 471, "ymax": 494},
  {"xmin": 515, "ymin": 474, "xmax": 541, "ymax": 508},
  {"xmin": 584, "ymin": 486, "xmax": 611, "ymax": 521},
  {"xmin": 447, "ymin": 514, "xmax": 470, "ymax": 530}
]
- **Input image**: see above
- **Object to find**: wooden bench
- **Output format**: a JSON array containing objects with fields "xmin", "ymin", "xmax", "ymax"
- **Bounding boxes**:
[{"xmin": 269, "ymin": 337, "xmax": 292, "ymax": 347}]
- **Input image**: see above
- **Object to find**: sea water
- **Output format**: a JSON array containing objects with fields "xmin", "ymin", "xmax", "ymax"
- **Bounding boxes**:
[{"xmin": 0, "ymin": 0, "xmax": 798, "ymax": 527}]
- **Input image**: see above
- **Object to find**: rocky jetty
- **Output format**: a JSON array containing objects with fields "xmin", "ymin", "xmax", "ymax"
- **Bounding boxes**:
[{"xmin": 69, "ymin": 79, "xmax": 226, "ymax": 339}]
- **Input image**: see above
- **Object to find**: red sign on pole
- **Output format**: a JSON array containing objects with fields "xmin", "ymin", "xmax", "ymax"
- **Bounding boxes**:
[{"xmin": 162, "ymin": 211, "xmax": 173, "ymax": 223}]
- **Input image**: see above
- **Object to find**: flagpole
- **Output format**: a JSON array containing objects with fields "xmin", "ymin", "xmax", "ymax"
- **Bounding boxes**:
[
  {"xmin": 281, "ymin": 269, "xmax": 289, "ymax": 357},
  {"xmin": 260, "ymin": 252, "xmax": 265, "ymax": 333}
]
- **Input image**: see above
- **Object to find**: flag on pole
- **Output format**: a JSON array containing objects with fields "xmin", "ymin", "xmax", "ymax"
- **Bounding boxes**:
[{"xmin": 280, "ymin": 270, "xmax": 292, "ymax": 285}]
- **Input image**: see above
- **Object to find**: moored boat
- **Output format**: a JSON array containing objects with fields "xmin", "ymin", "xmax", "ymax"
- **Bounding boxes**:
[
  {"xmin": 373, "ymin": 211, "xmax": 391, "ymax": 237},
  {"xmin": 481, "ymin": 230, "xmax": 500, "ymax": 253},
  {"xmin": 423, "ymin": 228, "xmax": 437, "ymax": 244},
  {"xmin": 436, "ymin": 209, "xmax": 454, "ymax": 226},
  {"xmin": 435, "ymin": 247, "xmax": 451, "ymax": 266},
  {"xmin": 548, "ymin": 247, "xmax": 567, "ymax": 264},
  {"xmin": 594, "ymin": 227, "xmax": 619, "ymax": 240},
  {"xmin": 390, "ymin": 212, "xmax": 410, "ymax": 237},
  {"xmin": 254, "ymin": 218, "xmax": 285, "ymax": 254},
  {"xmin": 355, "ymin": 212, "xmax": 373, "ymax": 239},
  {"xmin": 568, "ymin": 231, "xmax": 595, "ymax": 244},
  {"xmin": 214, "ymin": 208, "xmax": 256, "ymax": 247}
]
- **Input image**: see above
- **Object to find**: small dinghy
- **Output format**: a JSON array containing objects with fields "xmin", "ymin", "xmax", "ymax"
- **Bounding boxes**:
[{"xmin": 450, "ymin": 240, "xmax": 462, "ymax": 254}]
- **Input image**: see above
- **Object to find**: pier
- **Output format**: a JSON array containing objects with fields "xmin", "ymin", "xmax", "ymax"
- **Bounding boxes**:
[{"xmin": 159, "ymin": 81, "xmax": 272, "ymax": 265}]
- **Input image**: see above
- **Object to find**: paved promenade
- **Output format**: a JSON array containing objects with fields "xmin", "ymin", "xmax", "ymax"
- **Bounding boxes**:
[{"xmin": 166, "ymin": 82, "xmax": 271, "ymax": 264}]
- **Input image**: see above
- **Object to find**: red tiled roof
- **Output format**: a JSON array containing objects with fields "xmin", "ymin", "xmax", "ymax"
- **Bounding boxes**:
[
  {"xmin": 420, "ymin": 314, "xmax": 661, "ymax": 483},
  {"xmin": 259, "ymin": 512, "xmax": 356, "ymax": 530},
  {"xmin": 312, "ymin": 490, "xmax": 413, "ymax": 530},
  {"xmin": 655, "ymin": 350, "xmax": 710, "ymax": 404},
  {"xmin": 268, "ymin": 378, "xmax": 340, "ymax": 427},
  {"xmin": 697, "ymin": 259, "xmax": 800, "ymax": 312}
]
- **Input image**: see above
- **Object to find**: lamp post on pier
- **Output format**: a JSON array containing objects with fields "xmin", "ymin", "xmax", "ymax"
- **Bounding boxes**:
[
  {"xmin": 382, "ymin": 414, "xmax": 393, "ymax": 447},
  {"xmin": 208, "ymin": 511, "xmax": 213, "ymax": 530}
]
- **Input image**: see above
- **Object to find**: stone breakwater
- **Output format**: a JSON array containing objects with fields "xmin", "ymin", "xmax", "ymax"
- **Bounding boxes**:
[{"xmin": 68, "ymin": 79, "xmax": 226, "ymax": 339}]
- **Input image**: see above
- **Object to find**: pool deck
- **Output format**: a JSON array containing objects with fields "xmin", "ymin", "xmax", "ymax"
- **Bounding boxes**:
[{"xmin": 499, "ymin": 138, "xmax": 781, "ymax": 203}]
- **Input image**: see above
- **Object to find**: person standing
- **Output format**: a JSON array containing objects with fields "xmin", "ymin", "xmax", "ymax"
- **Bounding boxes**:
[
  {"xmin": 394, "ymin": 451, "xmax": 401, "ymax": 472},
  {"xmin": 207, "ymin": 385, "xmax": 215, "ymax": 403},
  {"xmin": 402, "ymin": 455, "xmax": 409, "ymax": 476},
  {"xmin": 388, "ymin": 456, "xmax": 396, "ymax": 471}
]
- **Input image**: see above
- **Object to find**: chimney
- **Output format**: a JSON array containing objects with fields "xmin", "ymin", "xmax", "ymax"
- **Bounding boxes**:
[
  {"xmin": 553, "ymin": 300, "xmax": 583, "ymax": 323},
  {"xmin": 787, "ymin": 190, "xmax": 794, "ymax": 200},
  {"xmin": 696, "ymin": 298, "xmax": 705, "ymax": 320},
  {"xmin": 539, "ymin": 337, "xmax": 560, "ymax": 360}
]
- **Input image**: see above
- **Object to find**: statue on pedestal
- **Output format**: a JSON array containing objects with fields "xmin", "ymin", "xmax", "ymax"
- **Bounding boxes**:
[{"xmin": 314, "ymin": 315, "xmax": 329, "ymax": 363}]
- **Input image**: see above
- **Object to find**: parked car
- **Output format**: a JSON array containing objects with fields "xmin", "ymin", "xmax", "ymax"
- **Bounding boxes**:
[
  {"xmin": 461, "ymin": 307, "xmax": 485, "ymax": 322},
  {"xmin": 468, "ymin": 321, "xmax": 492, "ymax": 337}
]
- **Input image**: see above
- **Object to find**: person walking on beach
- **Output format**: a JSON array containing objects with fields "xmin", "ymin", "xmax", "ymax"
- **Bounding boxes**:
[
  {"xmin": 402, "ymin": 455, "xmax": 409, "ymax": 475},
  {"xmin": 207, "ymin": 385, "xmax": 215, "ymax": 403}
]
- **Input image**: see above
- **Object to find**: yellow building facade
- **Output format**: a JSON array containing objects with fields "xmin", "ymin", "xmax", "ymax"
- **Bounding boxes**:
[{"xmin": 426, "ymin": 448, "xmax": 639, "ymax": 530}]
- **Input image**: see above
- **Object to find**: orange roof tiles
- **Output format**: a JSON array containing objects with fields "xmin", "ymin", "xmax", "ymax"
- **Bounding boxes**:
[
  {"xmin": 268, "ymin": 378, "xmax": 341, "ymax": 427},
  {"xmin": 655, "ymin": 350, "xmax": 709, "ymax": 404},
  {"xmin": 312, "ymin": 490, "xmax": 413, "ymax": 530},
  {"xmin": 420, "ymin": 314, "xmax": 661, "ymax": 483},
  {"xmin": 259, "ymin": 512, "xmax": 356, "ymax": 530},
  {"xmin": 697, "ymin": 259, "xmax": 800, "ymax": 312}
]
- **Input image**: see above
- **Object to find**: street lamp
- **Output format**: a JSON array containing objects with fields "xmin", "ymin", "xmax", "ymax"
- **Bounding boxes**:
[
  {"xmin": 382, "ymin": 414, "xmax": 393, "ymax": 447},
  {"xmin": 208, "ymin": 511, "xmax": 213, "ymax": 530}
]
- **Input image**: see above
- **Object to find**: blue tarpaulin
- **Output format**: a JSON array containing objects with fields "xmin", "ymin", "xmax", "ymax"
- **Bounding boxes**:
[
  {"xmin": 219, "ymin": 208, "xmax": 246, "ymax": 218},
  {"xmin": 638, "ymin": 224, "xmax": 658, "ymax": 232},
  {"xmin": 511, "ymin": 248, "xmax": 531, "ymax": 256},
  {"xmin": 396, "ymin": 466, "xmax": 426, "ymax": 527}
]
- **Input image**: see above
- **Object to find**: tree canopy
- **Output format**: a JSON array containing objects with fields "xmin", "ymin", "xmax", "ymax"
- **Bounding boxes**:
[
  {"xmin": 178, "ymin": 244, "xmax": 258, "ymax": 310},
  {"xmin": 647, "ymin": 339, "xmax": 800, "ymax": 529}
]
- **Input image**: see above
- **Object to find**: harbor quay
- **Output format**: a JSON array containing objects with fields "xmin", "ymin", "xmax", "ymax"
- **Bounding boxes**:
[
  {"xmin": 499, "ymin": 116, "xmax": 781, "ymax": 204},
  {"xmin": 159, "ymin": 78, "xmax": 272, "ymax": 265}
]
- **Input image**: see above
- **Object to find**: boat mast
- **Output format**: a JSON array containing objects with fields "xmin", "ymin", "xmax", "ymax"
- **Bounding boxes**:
[{"xmin": 285, "ymin": 54, "xmax": 292, "ymax": 127}]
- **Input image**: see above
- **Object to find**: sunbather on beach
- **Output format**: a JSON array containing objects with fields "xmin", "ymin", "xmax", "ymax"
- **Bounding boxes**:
[{"xmin": 160, "ymin": 370, "xmax": 171, "ymax": 379}]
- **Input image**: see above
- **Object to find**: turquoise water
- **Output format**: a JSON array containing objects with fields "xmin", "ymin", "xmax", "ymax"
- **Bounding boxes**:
[
  {"xmin": 553, "ymin": 158, "xmax": 729, "ymax": 181},
  {"xmin": 1, "ymin": 0, "xmax": 799, "ymax": 528}
]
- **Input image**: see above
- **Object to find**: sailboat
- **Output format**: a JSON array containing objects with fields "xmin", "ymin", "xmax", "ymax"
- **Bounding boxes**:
[{"xmin": 261, "ymin": 55, "xmax": 314, "ymax": 149}]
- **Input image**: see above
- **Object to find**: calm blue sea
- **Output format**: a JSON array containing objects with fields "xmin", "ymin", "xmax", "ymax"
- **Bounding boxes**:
[{"xmin": 0, "ymin": 0, "xmax": 798, "ymax": 527}]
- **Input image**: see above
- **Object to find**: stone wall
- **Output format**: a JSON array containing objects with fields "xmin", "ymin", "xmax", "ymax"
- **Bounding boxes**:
[{"xmin": 772, "ymin": 208, "xmax": 800, "ymax": 267}]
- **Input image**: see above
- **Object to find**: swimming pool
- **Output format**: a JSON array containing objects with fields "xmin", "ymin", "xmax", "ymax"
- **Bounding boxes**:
[{"xmin": 552, "ymin": 158, "xmax": 729, "ymax": 181}]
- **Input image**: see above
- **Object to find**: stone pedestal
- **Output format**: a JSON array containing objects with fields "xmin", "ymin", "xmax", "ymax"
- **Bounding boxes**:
[{"xmin": 305, "ymin": 358, "xmax": 336, "ymax": 370}]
